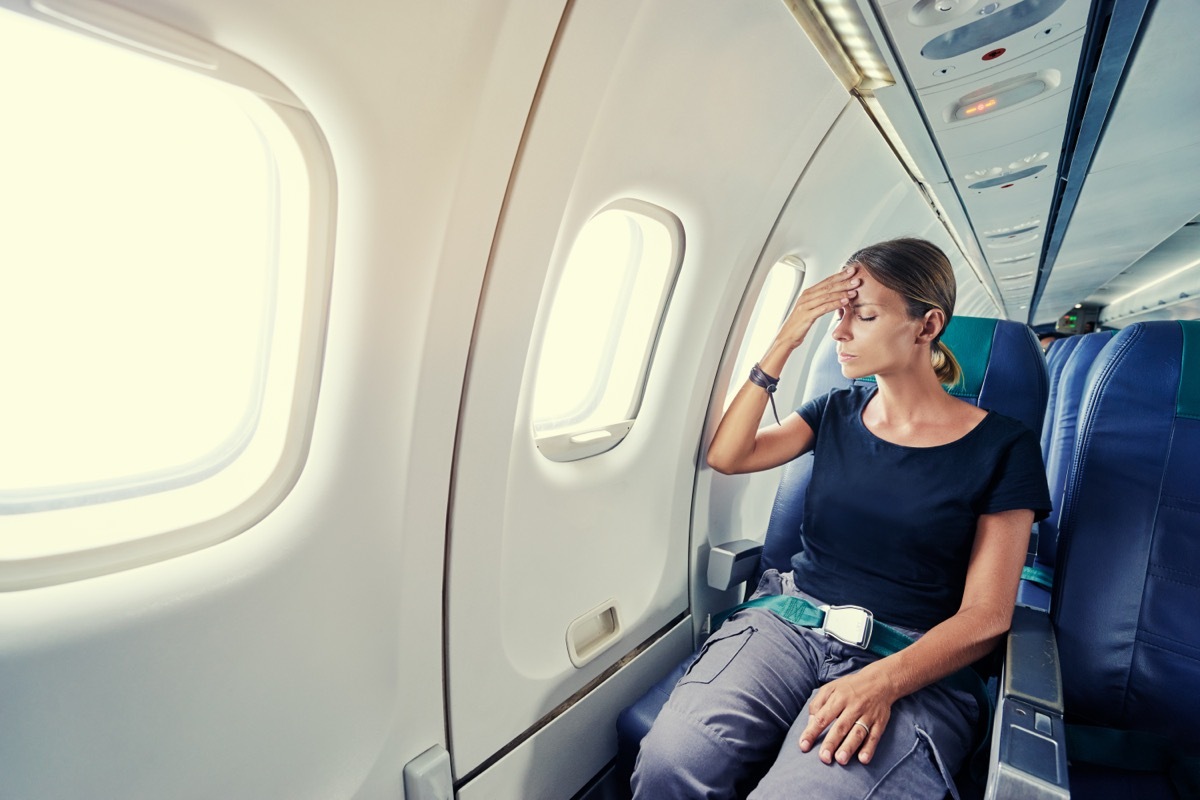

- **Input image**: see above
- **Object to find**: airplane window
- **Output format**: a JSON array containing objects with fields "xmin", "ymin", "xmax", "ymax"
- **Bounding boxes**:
[
  {"xmin": 531, "ymin": 202, "xmax": 683, "ymax": 461},
  {"xmin": 0, "ymin": 8, "xmax": 332, "ymax": 588},
  {"xmin": 725, "ymin": 257, "xmax": 806, "ymax": 411}
]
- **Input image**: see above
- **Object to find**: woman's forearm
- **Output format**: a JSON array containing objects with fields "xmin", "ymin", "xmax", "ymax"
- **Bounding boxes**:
[
  {"xmin": 706, "ymin": 338, "xmax": 796, "ymax": 473},
  {"xmin": 860, "ymin": 603, "xmax": 1011, "ymax": 703},
  {"xmin": 707, "ymin": 267, "xmax": 860, "ymax": 473}
]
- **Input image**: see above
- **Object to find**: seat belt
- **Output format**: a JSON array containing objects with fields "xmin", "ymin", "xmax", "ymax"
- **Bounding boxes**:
[
  {"xmin": 713, "ymin": 594, "xmax": 994, "ymax": 784},
  {"xmin": 1020, "ymin": 565, "xmax": 1054, "ymax": 590},
  {"xmin": 713, "ymin": 595, "xmax": 901, "ymax": 653},
  {"xmin": 1067, "ymin": 724, "xmax": 1200, "ymax": 796}
]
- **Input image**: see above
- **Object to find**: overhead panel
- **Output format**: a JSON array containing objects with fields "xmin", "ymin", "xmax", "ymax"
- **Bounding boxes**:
[
  {"xmin": 869, "ymin": 0, "xmax": 1091, "ymax": 316},
  {"xmin": 1037, "ymin": 0, "xmax": 1200, "ymax": 325}
]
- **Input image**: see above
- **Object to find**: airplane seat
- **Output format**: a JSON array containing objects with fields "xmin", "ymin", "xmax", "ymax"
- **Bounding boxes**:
[
  {"xmin": 614, "ymin": 315, "xmax": 1048, "ymax": 792},
  {"xmin": 1041, "ymin": 335, "xmax": 1085, "ymax": 462},
  {"xmin": 989, "ymin": 321, "xmax": 1200, "ymax": 800},
  {"xmin": 1018, "ymin": 330, "xmax": 1115, "ymax": 610}
]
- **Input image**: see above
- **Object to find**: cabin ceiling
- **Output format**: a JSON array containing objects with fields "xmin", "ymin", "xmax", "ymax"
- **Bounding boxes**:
[{"xmin": 803, "ymin": 0, "xmax": 1200, "ymax": 327}]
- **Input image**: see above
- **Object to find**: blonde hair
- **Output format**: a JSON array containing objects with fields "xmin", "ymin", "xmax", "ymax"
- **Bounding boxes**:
[{"xmin": 846, "ymin": 238, "xmax": 963, "ymax": 387}]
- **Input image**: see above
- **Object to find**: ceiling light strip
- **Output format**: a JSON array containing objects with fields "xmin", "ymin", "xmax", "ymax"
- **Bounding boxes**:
[{"xmin": 783, "ymin": 0, "xmax": 895, "ymax": 93}]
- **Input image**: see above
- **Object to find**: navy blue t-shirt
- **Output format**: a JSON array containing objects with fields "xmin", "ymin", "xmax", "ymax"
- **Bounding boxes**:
[{"xmin": 794, "ymin": 385, "xmax": 1051, "ymax": 631}]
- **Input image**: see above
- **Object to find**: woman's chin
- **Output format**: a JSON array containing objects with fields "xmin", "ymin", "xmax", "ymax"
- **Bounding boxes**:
[{"xmin": 840, "ymin": 363, "xmax": 870, "ymax": 380}]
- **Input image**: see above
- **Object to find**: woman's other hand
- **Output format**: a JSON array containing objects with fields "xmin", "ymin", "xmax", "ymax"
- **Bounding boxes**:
[{"xmin": 797, "ymin": 664, "xmax": 898, "ymax": 766}]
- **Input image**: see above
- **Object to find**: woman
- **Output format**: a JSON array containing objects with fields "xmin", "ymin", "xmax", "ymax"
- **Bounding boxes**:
[{"xmin": 632, "ymin": 239, "xmax": 1051, "ymax": 799}]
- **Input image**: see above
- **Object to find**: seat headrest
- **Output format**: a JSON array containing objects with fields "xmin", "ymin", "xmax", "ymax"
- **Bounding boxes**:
[{"xmin": 837, "ymin": 316, "xmax": 1047, "ymax": 432}]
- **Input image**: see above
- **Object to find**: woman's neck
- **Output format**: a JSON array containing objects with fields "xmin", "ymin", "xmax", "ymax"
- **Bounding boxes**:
[{"xmin": 864, "ymin": 371, "xmax": 983, "ymax": 447}]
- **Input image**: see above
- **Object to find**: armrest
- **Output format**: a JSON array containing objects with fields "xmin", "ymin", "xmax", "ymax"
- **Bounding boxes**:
[
  {"xmin": 984, "ymin": 605, "xmax": 1070, "ymax": 799},
  {"xmin": 706, "ymin": 539, "xmax": 763, "ymax": 591}
]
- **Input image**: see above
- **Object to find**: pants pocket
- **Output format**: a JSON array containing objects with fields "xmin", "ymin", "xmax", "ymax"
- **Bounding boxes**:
[
  {"xmin": 679, "ymin": 625, "xmax": 756, "ymax": 686},
  {"xmin": 863, "ymin": 726, "xmax": 959, "ymax": 800}
]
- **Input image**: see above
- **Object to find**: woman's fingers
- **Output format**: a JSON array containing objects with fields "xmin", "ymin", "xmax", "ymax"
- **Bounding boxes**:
[
  {"xmin": 802, "ymin": 266, "xmax": 860, "ymax": 306},
  {"xmin": 802, "ymin": 710, "xmax": 889, "ymax": 766},
  {"xmin": 794, "ymin": 273, "xmax": 860, "ymax": 318},
  {"xmin": 855, "ymin": 715, "xmax": 888, "ymax": 764},
  {"xmin": 777, "ymin": 266, "xmax": 861, "ymax": 347},
  {"xmin": 834, "ymin": 710, "xmax": 889, "ymax": 765},
  {"xmin": 797, "ymin": 677, "xmax": 893, "ymax": 766}
]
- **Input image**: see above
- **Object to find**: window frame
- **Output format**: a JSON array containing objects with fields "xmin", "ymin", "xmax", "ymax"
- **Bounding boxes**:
[
  {"xmin": 0, "ymin": 1, "xmax": 336, "ymax": 591},
  {"xmin": 723, "ymin": 255, "xmax": 807, "ymax": 413},
  {"xmin": 531, "ymin": 199, "xmax": 685, "ymax": 462}
]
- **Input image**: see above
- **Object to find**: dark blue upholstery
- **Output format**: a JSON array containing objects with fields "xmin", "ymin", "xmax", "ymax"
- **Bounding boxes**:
[
  {"xmin": 1019, "ymin": 331, "xmax": 1115, "ymax": 609},
  {"xmin": 615, "ymin": 316, "xmax": 1049, "ymax": 787},
  {"xmin": 1042, "ymin": 334, "xmax": 1085, "ymax": 460},
  {"xmin": 975, "ymin": 317, "xmax": 1051, "ymax": 436},
  {"xmin": 1051, "ymin": 321, "xmax": 1200, "ymax": 797}
]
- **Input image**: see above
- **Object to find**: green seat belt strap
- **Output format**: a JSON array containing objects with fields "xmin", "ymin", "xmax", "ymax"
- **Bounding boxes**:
[
  {"xmin": 712, "ymin": 594, "xmax": 994, "ymax": 784},
  {"xmin": 1021, "ymin": 565, "xmax": 1054, "ymax": 590},
  {"xmin": 714, "ymin": 594, "xmax": 914, "ymax": 658},
  {"xmin": 1067, "ymin": 724, "xmax": 1200, "ymax": 796}
]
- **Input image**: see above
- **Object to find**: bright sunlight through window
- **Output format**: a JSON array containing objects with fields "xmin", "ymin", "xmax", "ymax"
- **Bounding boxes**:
[
  {"xmin": 725, "ymin": 257, "xmax": 806, "ymax": 410},
  {"xmin": 532, "ymin": 202, "xmax": 683, "ymax": 461},
  {"xmin": 0, "ymin": 7, "xmax": 332, "ymax": 590}
]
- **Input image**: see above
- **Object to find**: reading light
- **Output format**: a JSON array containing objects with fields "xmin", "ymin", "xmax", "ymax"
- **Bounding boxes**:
[{"xmin": 784, "ymin": 0, "xmax": 896, "ymax": 93}]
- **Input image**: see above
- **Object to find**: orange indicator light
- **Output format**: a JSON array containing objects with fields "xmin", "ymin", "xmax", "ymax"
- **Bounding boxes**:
[{"xmin": 964, "ymin": 98, "xmax": 998, "ymax": 116}]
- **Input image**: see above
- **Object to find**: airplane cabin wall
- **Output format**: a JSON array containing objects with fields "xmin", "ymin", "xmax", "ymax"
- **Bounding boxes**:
[
  {"xmin": 0, "ymin": 0, "xmax": 1009, "ymax": 799},
  {"xmin": 448, "ymin": 0, "xmax": 851, "ymax": 790},
  {"xmin": 0, "ymin": 1, "xmax": 562, "ymax": 798}
]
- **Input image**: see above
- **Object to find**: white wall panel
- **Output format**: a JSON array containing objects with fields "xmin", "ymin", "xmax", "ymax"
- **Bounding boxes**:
[
  {"xmin": 447, "ymin": 0, "xmax": 849, "ymax": 781},
  {"xmin": 0, "ymin": 1, "xmax": 562, "ymax": 797}
]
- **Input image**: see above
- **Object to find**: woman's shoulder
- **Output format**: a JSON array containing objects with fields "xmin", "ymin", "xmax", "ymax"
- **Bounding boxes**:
[
  {"xmin": 977, "ymin": 408, "xmax": 1043, "ymax": 451},
  {"xmin": 799, "ymin": 383, "xmax": 872, "ymax": 414},
  {"xmin": 827, "ymin": 383, "xmax": 876, "ymax": 408},
  {"xmin": 797, "ymin": 384, "xmax": 874, "ymax": 431}
]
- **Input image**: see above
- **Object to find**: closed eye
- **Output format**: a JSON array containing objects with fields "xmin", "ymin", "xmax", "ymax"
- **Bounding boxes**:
[{"xmin": 856, "ymin": 314, "xmax": 876, "ymax": 322}]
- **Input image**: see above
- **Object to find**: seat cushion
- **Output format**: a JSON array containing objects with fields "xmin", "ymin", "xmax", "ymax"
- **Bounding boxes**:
[{"xmin": 615, "ymin": 660, "xmax": 689, "ymax": 777}]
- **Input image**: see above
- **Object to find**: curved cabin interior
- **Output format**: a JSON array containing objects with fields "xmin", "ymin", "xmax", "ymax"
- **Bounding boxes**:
[{"xmin": 0, "ymin": 0, "xmax": 1196, "ymax": 798}]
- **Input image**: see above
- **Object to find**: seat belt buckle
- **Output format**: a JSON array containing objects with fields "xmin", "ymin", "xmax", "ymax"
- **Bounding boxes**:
[{"xmin": 819, "ymin": 604, "xmax": 874, "ymax": 649}]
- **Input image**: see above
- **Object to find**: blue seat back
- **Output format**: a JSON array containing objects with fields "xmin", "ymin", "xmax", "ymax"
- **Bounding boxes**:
[
  {"xmin": 1052, "ymin": 321, "xmax": 1200, "ymax": 744},
  {"xmin": 1038, "ymin": 331, "xmax": 1115, "ymax": 567},
  {"xmin": 760, "ymin": 316, "xmax": 1048, "ymax": 576},
  {"xmin": 1041, "ymin": 334, "xmax": 1084, "ymax": 460}
]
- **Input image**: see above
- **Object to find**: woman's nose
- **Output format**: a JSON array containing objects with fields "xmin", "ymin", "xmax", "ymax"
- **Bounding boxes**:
[{"xmin": 832, "ymin": 314, "xmax": 851, "ymax": 340}]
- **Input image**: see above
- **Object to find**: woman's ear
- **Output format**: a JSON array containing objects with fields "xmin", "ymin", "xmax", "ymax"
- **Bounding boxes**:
[{"xmin": 917, "ymin": 308, "xmax": 945, "ymax": 344}]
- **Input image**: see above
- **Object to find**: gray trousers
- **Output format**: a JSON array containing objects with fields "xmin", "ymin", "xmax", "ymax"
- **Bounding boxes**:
[{"xmin": 631, "ymin": 571, "xmax": 979, "ymax": 799}]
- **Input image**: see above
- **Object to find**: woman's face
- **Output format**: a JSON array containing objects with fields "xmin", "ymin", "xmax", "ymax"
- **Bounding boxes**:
[{"xmin": 829, "ymin": 267, "xmax": 930, "ymax": 381}]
